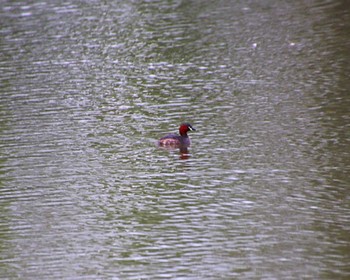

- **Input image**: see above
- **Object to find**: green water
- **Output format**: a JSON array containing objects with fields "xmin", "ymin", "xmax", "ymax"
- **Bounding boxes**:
[{"xmin": 0, "ymin": 1, "xmax": 349, "ymax": 279}]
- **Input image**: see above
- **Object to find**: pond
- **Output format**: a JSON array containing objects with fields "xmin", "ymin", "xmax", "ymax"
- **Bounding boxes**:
[{"xmin": 0, "ymin": 0, "xmax": 349, "ymax": 279}]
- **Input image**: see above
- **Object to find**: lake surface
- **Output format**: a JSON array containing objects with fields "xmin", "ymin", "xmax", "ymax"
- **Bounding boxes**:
[{"xmin": 1, "ymin": 0, "xmax": 349, "ymax": 279}]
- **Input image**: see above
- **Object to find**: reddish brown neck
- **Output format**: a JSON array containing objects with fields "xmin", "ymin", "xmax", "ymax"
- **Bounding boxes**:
[{"xmin": 179, "ymin": 125, "xmax": 188, "ymax": 136}]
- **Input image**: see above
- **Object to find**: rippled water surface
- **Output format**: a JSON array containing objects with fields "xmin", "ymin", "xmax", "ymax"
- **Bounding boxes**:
[{"xmin": 1, "ymin": 0, "xmax": 349, "ymax": 279}]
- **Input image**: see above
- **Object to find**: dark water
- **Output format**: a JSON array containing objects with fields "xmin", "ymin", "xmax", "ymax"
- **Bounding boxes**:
[{"xmin": 1, "ymin": 0, "xmax": 349, "ymax": 279}]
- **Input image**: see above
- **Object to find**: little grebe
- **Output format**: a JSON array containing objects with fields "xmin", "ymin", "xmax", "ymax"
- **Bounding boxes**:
[{"xmin": 158, "ymin": 123, "xmax": 196, "ymax": 147}]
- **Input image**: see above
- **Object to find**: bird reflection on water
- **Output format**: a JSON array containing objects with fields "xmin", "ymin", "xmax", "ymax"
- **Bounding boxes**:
[{"xmin": 159, "ymin": 144, "xmax": 191, "ymax": 160}]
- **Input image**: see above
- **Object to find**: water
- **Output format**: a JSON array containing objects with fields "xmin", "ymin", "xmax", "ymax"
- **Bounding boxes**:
[{"xmin": 1, "ymin": 0, "xmax": 349, "ymax": 279}]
